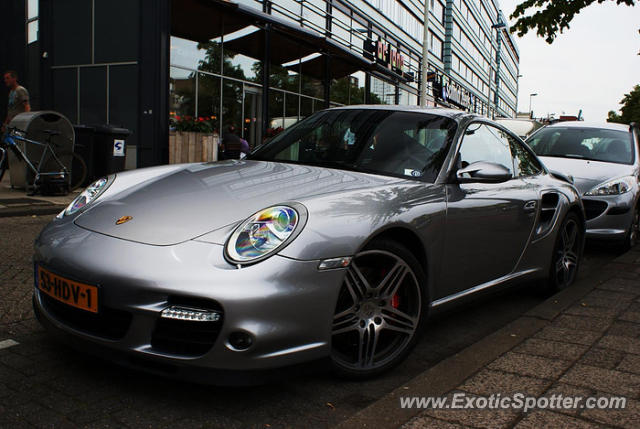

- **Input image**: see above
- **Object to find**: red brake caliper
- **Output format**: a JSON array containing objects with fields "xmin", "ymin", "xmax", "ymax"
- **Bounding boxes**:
[{"xmin": 391, "ymin": 294, "xmax": 400, "ymax": 309}]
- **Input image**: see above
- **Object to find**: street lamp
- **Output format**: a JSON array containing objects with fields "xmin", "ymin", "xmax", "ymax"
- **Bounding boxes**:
[{"xmin": 529, "ymin": 93, "xmax": 538, "ymax": 118}]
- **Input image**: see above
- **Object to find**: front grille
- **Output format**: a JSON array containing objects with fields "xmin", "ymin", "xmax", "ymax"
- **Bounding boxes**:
[
  {"xmin": 583, "ymin": 199, "xmax": 608, "ymax": 220},
  {"xmin": 39, "ymin": 292, "xmax": 132, "ymax": 340},
  {"xmin": 151, "ymin": 297, "xmax": 224, "ymax": 356}
]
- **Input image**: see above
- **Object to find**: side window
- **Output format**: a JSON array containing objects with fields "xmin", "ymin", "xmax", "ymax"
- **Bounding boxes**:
[
  {"xmin": 459, "ymin": 123, "xmax": 514, "ymax": 173},
  {"xmin": 509, "ymin": 136, "xmax": 544, "ymax": 177}
]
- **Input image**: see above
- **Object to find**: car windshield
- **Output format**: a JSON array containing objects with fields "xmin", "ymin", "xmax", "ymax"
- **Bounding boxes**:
[
  {"xmin": 526, "ymin": 127, "xmax": 633, "ymax": 164},
  {"xmin": 250, "ymin": 109, "xmax": 458, "ymax": 182}
]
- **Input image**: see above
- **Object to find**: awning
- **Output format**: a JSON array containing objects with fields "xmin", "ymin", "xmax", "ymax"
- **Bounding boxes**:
[
  {"xmin": 171, "ymin": 0, "xmax": 248, "ymax": 42},
  {"xmin": 223, "ymin": 29, "xmax": 317, "ymax": 65},
  {"xmin": 286, "ymin": 54, "xmax": 362, "ymax": 80},
  {"xmin": 171, "ymin": 0, "xmax": 409, "ymax": 83}
]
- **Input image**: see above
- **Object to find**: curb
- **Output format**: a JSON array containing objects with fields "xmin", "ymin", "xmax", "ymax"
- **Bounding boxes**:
[
  {"xmin": 334, "ymin": 259, "xmax": 613, "ymax": 429},
  {"xmin": 0, "ymin": 205, "xmax": 64, "ymax": 218}
]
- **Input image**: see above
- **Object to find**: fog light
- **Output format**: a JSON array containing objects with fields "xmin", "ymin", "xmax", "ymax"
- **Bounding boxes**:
[
  {"xmin": 228, "ymin": 331, "xmax": 253, "ymax": 350},
  {"xmin": 161, "ymin": 306, "xmax": 221, "ymax": 322},
  {"xmin": 318, "ymin": 256, "xmax": 352, "ymax": 270}
]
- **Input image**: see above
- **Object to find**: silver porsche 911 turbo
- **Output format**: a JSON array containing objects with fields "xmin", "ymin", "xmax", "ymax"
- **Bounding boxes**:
[{"xmin": 33, "ymin": 106, "xmax": 585, "ymax": 381}]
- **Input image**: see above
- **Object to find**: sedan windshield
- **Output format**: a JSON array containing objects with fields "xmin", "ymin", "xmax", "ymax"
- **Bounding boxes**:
[
  {"xmin": 527, "ymin": 127, "xmax": 634, "ymax": 164},
  {"xmin": 250, "ymin": 109, "xmax": 458, "ymax": 182}
]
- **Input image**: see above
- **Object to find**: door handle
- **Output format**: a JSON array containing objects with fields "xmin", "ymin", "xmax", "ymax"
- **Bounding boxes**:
[{"xmin": 524, "ymin": 201, "xmax": 537, "ymax": 212}]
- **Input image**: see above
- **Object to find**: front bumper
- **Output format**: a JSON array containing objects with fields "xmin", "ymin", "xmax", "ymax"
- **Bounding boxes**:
[
  {"xmin": 33, "ymin": 220, "xmax": 347, "ymax": 375},
  {"xmin": 583, "ymin": 192, "xmax": 636, "ymax": 239}
]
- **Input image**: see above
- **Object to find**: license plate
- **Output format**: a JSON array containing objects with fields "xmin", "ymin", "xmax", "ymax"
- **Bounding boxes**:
[{"xmin": 36, "ymin": 265, "xmax": 99, "ymax": 313}]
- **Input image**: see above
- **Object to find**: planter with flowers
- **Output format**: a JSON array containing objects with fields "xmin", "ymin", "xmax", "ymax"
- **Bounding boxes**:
[{"xmin": 169, "ymin": 116, "xmax": 219, "ymax": 163}]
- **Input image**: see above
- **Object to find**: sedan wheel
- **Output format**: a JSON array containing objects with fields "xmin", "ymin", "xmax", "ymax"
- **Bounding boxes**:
[
  {"xmin": 622, "ymin": 206, "xmax": 639, "ymax": 250},
  {"xmin": 548, "ymin": 213, "xmax": 582, "ymax": 292},
  {"xmin": 331, "ymin": 241, "xmax": 426, "ymax": 378}
]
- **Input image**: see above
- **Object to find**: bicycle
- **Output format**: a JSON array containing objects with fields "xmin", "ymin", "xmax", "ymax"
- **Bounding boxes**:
[{"xmin": 0, "ymin": 127, "xmax": 87, "ymax": 195}]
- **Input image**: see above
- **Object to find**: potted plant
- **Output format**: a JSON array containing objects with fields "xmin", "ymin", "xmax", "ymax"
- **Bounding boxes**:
[{"xmin": 169, "ymin": 115, "xmax": 219, "ymax": 163}]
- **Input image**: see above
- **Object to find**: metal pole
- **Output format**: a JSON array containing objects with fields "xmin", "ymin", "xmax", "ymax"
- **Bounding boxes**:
[{"xmin": 419, "ymin": 0, "xmax": 430, "ymax": 107}]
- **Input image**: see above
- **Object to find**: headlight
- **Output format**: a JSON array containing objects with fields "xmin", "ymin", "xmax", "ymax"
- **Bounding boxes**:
[
  {"xmin": 61, "ymin": 177, "xmax": 112, "ymax": 217},
  {"xmin": 225, "ymin": 205, "xmax": 306, "ymax": 264},
  {"xmin": 584, "ymin": 176, "xmax": 635, "ymax": 196}
]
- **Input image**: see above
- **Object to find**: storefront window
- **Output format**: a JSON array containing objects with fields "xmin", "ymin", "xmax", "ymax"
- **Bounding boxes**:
[
  {"xmin": 222, "ymin": 79, "xmax": 243, "ymax": 132},
  {"xmin": 171, "ymin": 36, "xmax": 210, "ymax": 71},
  {"xmin": 268, "ymin": 90, "xmax": 285, "ymax": 136},
  {"xmin": 285, "ymin": 93, "xmax": 300, "ymax": 124},
  {"xmin": 170, "ymin": 67, "xmax": 196, "ymax": 119},
  {"xmin": 223, "ymin": 26, "xmax": 262, "ymax": 82},
  {"xmin": 197, "ymin": 72, "xmax": 221, "ymax": 132},
  {"xmin": 370, "ymin": 76, "xmax": 396, "ymax": 105},
  {"xmin": 300, "ymin": 96, "xmax": 315, "ymax": 120}
]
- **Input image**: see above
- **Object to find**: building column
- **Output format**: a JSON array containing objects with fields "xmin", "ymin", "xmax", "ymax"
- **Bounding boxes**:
[{"xmin": 138, "ymin": 0, "xmax": 170, "ymax": 167}]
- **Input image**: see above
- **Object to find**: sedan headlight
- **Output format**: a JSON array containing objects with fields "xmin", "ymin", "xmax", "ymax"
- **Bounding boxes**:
[
  {"xmin": 584, "ymin": 176, "xmax": 635, "ymax": 196},
  {"xmin": 61, "ymin": 177, "xmax": 112, "ymax": 217},
  {"xmin": 225, "ymin": 205, "xmax": 306, "ymax": 264}
]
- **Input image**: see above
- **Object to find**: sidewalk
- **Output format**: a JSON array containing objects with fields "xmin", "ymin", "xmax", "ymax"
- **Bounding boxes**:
[
  {"xmin": 337, "ymin": 247, "xmax": 640, "ymax": 429},
  {"xmin": 0, "ymin": 173, "xmax": 77, "ymax": 217}
]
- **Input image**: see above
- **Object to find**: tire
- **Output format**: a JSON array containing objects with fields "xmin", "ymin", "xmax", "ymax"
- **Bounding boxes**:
[
  {"xmin": 619, "ymin": 205, "xmax": 639, "ymax": 252},
  {"xmin": 331, "ymin": 239, "xmax": 428, "ymax": 379},
  {"xmin": 0, "ymin": 148, "xmax": 7, "ymax": 183},
  {"xmin": 545, "ymin": 212, "xmax": 583, "ymax": 293}
]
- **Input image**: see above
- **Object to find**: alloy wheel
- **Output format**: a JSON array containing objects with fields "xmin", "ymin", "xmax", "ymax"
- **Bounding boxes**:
[
  {"xmin": 331, "ymin": 249, "xmax": 422, "ymax": 372},
  {"xmin": 629, "ymin": 207, "xmax": 639, "ymax": 248},
  {"xmin": 554, "ymin": 218, "xmax": 580, "ymax": 288}
]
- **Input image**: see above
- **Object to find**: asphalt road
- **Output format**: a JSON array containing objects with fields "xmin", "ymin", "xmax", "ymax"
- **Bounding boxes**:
[{"xmin": 0, "ymin": 215, "xmax": 619, "ymax": 428}]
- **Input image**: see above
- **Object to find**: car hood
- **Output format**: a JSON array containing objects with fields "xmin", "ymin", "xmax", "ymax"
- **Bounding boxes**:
[
  {"xmin": 74, "ymin": 160, "xmax": 401, "ymax": 245},
  {"xmin": 539, "ymin": 156, "xmax": 636, "ymax": 195}
]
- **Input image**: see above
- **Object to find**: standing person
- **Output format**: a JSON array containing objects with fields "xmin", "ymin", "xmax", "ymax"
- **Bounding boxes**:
[
  {"xmin": 221, "ymin": 125, "xmax": 249, "ymax": 159},
  {"xmin": 2, "ymin": 71, "xmax": 30, "ymax": 133}
]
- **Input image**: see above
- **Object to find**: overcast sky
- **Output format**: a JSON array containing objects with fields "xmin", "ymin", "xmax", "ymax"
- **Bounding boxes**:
[{"xmin": 498, "ymin": 0, "xmax": 640, "ymax": 121}]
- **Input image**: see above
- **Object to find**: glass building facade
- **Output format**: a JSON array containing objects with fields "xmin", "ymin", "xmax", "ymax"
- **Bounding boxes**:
[
  {"xmin": 6, "ymin": 0, "xmax": 519, "ymax": 167},
  {"xmin": 169, "ymin": 0, "xmax": 520, "ymax": 149}
]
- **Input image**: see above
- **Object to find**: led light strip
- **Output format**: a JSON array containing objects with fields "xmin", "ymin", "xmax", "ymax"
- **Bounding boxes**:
[{"xmin": 160, "ymin": 306, "xmax": 221, "ymax": 322}]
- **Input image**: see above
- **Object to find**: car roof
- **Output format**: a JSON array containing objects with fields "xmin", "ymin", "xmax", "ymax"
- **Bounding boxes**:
[
  {"xmin": 326, "ymin": 104, "xmax": 473, "ymax": 120},
  {"xmin": 545, "ymin": 121, "xmax": 630, "ymax": 132}
]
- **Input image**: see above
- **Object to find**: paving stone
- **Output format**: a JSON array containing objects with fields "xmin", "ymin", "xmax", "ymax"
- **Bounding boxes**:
[
  {"xmin": 584, "ymin": 289, "xmax": 636, "ymax": 304},
  {"xmin": 488, "ymin": 352, "xmax": 572, "ymax": 380},
  {"xmin": 552, "ymin": 315, "xmax": 611, "ymax": 333},
  {"xmin": 564, "ymin": 304, "xmax": 620, "ymax": 320},
  {"xmin": 597, "ymin": 278, "xmax": 640, "ymax": 295},
  {"xmin": 619, "ymin": 311, "xmax": 640, "ymax": 324},
  {"xmin": 540, "ymin": 383, "xmax": 594, "ymax": 416},
  {"xmin": 574, "ymin": 295, "xmax": 632, "ymax": 311},
  {"xmin": 596, "ymin": 335, "xmax": 640, "ymax": 355},
  {"xmin": 607, "ymin": 320, "xmax": 640, "ymax": 338},
  {"xmin": 581, "ymin": 395, "xmax": 640, "ymax": 429},
  {"xmin": 459, "ymin": 368, "xmax": 550, "ymax": 397},
  {"xmin": 403, "ymin": 415, "xmax": 465, "ymax": 429},
  {"xmin": 513, "ymin": 338, "xmax": 588, "ymax": 362},
  {"xmin": 578, "ymin": 347, "xmax": 626, "ymax": 370},
  {"xmin": 422, "ymin": 391, "xmax": 520, "ymax": 429},
  {"xmin": 617, "ymin": 354, "xmax": 640, "ymax": 375},
  {"xmin": 534, "ymin": 326, "xmax": 601, "ymax": 346},
  {"xmin": 561, "ymin": 364, "xmax": 640, "ymax": 398},
  {"xmin": 513, "ymin": 410, "xmax": 601, "ymax": 429},
  {"xmin": 12, "ymin": 401, "xmax": 77, "ymax": 429}
]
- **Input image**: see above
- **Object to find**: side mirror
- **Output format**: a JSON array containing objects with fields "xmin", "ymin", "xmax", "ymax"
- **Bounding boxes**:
[{"xmin": 456, "ymin": 161, "xmax": 512, "ymax": 184}]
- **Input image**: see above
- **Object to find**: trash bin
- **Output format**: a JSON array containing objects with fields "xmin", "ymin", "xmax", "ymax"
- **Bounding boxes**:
[
  {"xmin": 72, "ymin": 125, "xmax": 96, "ymax": 187},
  {"xmin": 92, "ymin": 125, "xmax": 131, "ymax": 177}
]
